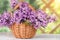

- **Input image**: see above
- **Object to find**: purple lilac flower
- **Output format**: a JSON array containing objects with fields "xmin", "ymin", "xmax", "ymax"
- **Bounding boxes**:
[
  {"xmin": 0, "ymin": 15, "xmax": 4, "ymax": 26},
  {"xmin": 13, "ymin": 2, "xmax": 36, "ymax": 23},
  {"xmin": 48, "ymin": 15, "xmax": 56, "ymax": 22},
  {"xmin": 10, "ymin": 0, "xmax": 18, "ymax": 8},
  {"xmin": 13, "ymin": 10, "xmax": 23, "ymax": 23},
  {"xmin": 35, "ymin": 10, "xmax": 48, "ymax": 28},
  {"xmin": 1, "ymin": 11, "xmax": 14, "ymax": 26},
  {"xmin": 13, "ymin": 2, "xmax": 56, "ymax": 29},
  {"xmin": 0, "ymin": 2, "xmax": 56, "ymax": 29},
  {"xmin": 19, "ymin": 2, "xmax": 28, "ymax": 9},
  {"xmin": 34, "ymin": 10, "xmax": 56, "ymax": 29}
]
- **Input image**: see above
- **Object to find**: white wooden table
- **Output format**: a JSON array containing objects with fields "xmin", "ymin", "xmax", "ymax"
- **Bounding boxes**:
[{"xmin": 0, "ymin": 32, "xmax": 60, "ymax": 40}]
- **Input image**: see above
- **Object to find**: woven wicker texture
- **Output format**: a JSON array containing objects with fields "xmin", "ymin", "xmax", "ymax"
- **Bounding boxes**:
[{"xmin": 11, "ymin": 23, "xmax": 36, "ymax": 39}]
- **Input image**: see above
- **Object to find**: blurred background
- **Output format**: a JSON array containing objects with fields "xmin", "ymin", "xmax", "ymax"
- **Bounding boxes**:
[{"xmin": 0, "ymin": 0, "xmax": 60, "ymax": 34}]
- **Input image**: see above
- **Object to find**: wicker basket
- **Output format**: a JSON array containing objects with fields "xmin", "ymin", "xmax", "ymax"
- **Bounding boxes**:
[
  {"xmin": 9, "ymin": 0, "xmax": 37, "ymax": 38},
  {"xmin": 10, "ymin": 23, "xmax": 36, "ymax": 39}
]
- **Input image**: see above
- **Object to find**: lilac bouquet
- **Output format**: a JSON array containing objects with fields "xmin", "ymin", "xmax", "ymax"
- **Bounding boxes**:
[{"xmin": 0, "ymin": 2, "xmax": 56, "ymax": 29}]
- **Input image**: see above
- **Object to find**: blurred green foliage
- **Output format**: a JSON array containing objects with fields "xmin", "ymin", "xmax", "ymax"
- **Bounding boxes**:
[
  {"xmin": 29, "ymin": 0, "xmax": 39, "ymax": 9},
  {"xmin": 0, "ymin": 0, "xmax": 9, "ymax": 14},
  {"xmin": 0, "ymin": 27, "xmax": 10, "ymax": 32}
]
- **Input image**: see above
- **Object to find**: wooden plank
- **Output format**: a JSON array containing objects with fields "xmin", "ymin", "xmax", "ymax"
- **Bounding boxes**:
[{"xmin": 49, "ymin": 24, "xmax": 60, "ymax": 33}]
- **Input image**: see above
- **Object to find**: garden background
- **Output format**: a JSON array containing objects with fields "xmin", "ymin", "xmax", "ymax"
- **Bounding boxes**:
[{"xmin": 0, "ymin": 0, "xmax": 60, "ymax": 34}]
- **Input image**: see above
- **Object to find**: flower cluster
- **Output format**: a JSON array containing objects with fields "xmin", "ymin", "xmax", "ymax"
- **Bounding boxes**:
[
  {"xmin": 34, "ymin": 10, "xmax": 55, "ymax": 29},
  {"xmin": 0, "ymin": 2, "xmax": 56, "ymax": 29},
  {"xmin": 13, "ymin": 2, "xmax": 56, "ymax": 29},
  {"xmin": 13, "ymin": 2, "xmax": 36, "ymax": 23},
  {"xmin": 0, "ymin": 11, "xmax": 14, "ymax": 26}
]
